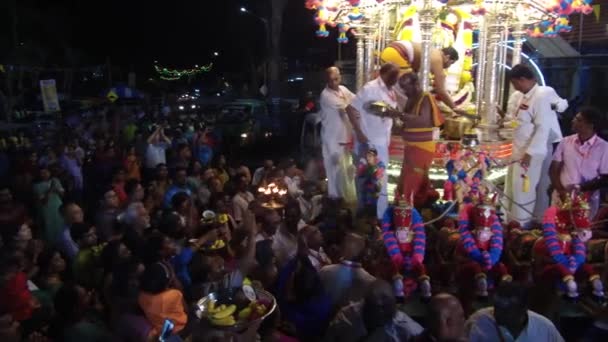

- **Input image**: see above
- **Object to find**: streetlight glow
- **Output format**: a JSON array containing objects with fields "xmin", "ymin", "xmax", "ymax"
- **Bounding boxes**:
[
  {"xmin": 240, "ymin": 7, "xmax": 247, "ymax": 13},
  {"xmin": 213, "ymin": 52, "xmax": 219, "ymax": 57}
]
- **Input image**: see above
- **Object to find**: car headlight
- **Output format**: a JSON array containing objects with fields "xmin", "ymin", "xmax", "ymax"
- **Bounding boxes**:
[{"xmin": 178, "ymin": 105, "xmax": 184, "ymax": 110}]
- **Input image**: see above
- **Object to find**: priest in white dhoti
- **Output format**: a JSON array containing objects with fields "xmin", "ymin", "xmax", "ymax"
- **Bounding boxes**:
[
  {"xmin": 346, "ymin": 63, "xmax": 401, "ymax": 218},
  {"xmin": 320, "ymin": 67, "xmax": 355, "ymax": 200},
  {"xmin": 502, "ymin": 64, "xmax": 564, "ymax": 228}
]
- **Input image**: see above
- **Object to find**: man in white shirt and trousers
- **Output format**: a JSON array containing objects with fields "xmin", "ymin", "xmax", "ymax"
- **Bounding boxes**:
[
  {"xmin": 320, "ymin": 67, "xmax": 356, "ymax": 201},
  {"xmin": 346, "ymin": 63, "xmax": 401, "ymax": 219},
  {"xmin": 502, "ymin": 64, "xmax": 565, "ymax": 228}
]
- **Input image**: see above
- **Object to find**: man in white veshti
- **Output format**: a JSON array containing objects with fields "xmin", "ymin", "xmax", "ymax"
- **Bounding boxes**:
[
  {"xmin": 500, "ymin": 64, "xmax": 564, "ymax": 228},
  {"xmin": 346, "ymin": 63, "xmax": 401, "ymax": 219},
  {"xmin": 504, "ymin": 73, "xmax": 567, "ymax": 221},
  {"xmin": 320, "ymin": 67, "xmax": 356, "ymax": 200}
]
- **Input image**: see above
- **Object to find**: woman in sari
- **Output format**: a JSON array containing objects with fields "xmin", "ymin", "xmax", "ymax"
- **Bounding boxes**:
[{"xmin": 33, "ymin": 166, "xmax": 65, "ymax": 244}]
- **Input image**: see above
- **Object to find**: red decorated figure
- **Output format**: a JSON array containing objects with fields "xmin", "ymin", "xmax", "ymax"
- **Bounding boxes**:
[
  {"xmin": 456, "ymin": 195, "xmax": 511, "ymax": 298},
  {"xmin": 381, "ymin": 199, "xmax": 430, "ymax": 300},
  {"xmin": 534, "ymin": 194, "xmax": 605, "ymax": 301}
]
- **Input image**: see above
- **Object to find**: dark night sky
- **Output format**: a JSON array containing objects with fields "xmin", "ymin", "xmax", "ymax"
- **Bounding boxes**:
[{"xmin": 5, "ymin": 0, "xmax": 348, "ymax": 73}]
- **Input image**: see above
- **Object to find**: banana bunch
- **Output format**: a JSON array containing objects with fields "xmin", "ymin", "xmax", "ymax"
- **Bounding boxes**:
[
  {"xmin": 236, "ymin": 300, "xmax": 268, "ymax": 321},
  {"xmin": 209, "ymin": 240, "xmax": 225, "ymax": 250},
  {"xmin": 207, "ymin": 301, "xmax": 237, "ymax": 326}
]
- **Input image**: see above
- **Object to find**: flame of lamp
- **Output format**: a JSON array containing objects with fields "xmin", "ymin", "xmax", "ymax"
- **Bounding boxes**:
[
  {"xmin": 258, "ymin": 187, "xmax": 265, "ymax": 193},
  {"xmin": 268, "ymin": 183, "xmax": 276, "ymax": 188},
  {"xmin": 265, "ymin": 190, "xmax": 271, "ymax": 195},
  {"xmin": 272, "ymin": 188, "xmax": 279, "ymax": 194}
]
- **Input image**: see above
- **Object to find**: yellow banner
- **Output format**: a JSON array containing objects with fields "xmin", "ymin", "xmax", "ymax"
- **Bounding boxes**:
[{"xmin": 593, "ymin": 4, "xmax": 601, "ymax": 23}]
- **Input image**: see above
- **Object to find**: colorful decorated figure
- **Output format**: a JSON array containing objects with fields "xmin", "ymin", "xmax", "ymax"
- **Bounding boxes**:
[
  {"xmin": 315, "ymin": 6, "xmax": 331, "ymax": 38},
  {"xmin": 554, "ymin": 15, "xmax": 572, "ymax": 33},
  {"xmin": 337, "ymin": 23, "xmax": 350, "ymax": 44},
  {"xmin": 357, "ymin": 148, "xmax": 385, "ymax": 214},
  {"xmin": 535, "ymin": 194, "xmax": 605, "ymax": 301},
  {"xmin": 348, "ymin": 0, "xmax": 364, "ymax": 21},
  {"xmin": 456, "ymin": 197, "xmax": 511, "ymax": 298},
  {"xmin": 381, "ymin": 200, "xmax": 430, "ymax": 299}
]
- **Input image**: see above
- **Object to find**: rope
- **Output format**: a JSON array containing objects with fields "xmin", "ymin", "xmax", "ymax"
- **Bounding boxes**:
[{"xmin": 422, "ymin": 200, "xmax": 457, "ymax": 226}]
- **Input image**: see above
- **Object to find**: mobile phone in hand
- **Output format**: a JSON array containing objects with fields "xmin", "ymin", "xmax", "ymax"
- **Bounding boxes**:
[{"xmin": 159, "ymin": 319, "xmax": 174, "ymax": 342}]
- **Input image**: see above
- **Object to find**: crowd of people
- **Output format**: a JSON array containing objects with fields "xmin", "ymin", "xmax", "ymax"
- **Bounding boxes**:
[
  {"xmin": 0, "ymin": 102, "xmax": 579, "ymax": 342},
  {"xmin": 2, "ymin": 59, "xmax": 608, "ymax": 341}
]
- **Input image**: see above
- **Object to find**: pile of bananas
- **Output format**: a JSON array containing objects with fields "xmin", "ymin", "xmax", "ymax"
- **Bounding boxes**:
[
  {"xmin": 209, "ymin": 240, "xmax": 225, "ymax": 250},
  {"xmin": 206, "ymin": 300, "xmax": 269, "ymax": 327},
  {"xmin": 207, "ymin": 302, "xmax": 237, "ymax": 326}
]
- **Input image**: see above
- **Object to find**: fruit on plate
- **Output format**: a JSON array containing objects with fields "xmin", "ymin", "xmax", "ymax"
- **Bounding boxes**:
[
  {"xmin": 209, "ymin": 240, "xmax": 225, "ymax": 250},
  {"xmin": 212, "ymin": 304, "xmax": 236, "ymax": 319},
  {"xmin": 237, "ymin": 300, "xmax": 270, "ymax": 321}
]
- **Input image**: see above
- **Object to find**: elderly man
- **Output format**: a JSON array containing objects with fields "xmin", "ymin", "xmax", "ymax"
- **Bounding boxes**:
[
  {"xmin": 501, "ymin": 64, "xmax": 563, "ymax": 228},
  {"xmin": 466, "ymin": 282, "xmax": 564, "ymax": 341},
  {"xmin": 347, "ymin": 63, "xmax": 401, "ymax": 218},
  {"xmin": 320, "ymin": 67, "xmax": 356, "ymax": 200},
  {"xmin": 550, "ymin": 106, "xmax": 608, "ymax": 218}
]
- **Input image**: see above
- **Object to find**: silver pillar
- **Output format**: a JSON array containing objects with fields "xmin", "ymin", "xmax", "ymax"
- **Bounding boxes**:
[
  {"xmin": 474, "ymin": 18, "xmax": 487, "ymax": 116},
  {"xmin": 511, "ymin": 24, "xmax": 525, "ymax": 67},
  {"xmin": 356, "ymin": 34, "xmax": 365, "ymax": 91},
  {"xmin": 478, "ymin": 15, "xmax": 506, "ymax": 141},
  {"xmin": 497, "ymin": 28, "xmax": 509, "ymax": 106},
  {"xmin": 418, "ymin": 0, "xmax": 435, "ymax": 92},
  {"xmin": 365, "ymin": 34, "xmax": 375, "ymax": 83}
]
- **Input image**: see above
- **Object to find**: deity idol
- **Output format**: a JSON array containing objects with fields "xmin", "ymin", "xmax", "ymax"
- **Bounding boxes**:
[
  {"xmin": 456, "ymin": 195, "xmax": 511, "ymax": 298},
  {"xmin": 535, "ymin": 194, "xmax": 605, "ymax": 301},
  {"xmin": 381, "ymin": 199, "xmax": 430, "ymax": 300}
]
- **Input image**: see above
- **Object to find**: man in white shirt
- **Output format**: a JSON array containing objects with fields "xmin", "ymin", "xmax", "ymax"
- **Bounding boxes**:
[
  {"xmin": 320, "ymin": 67, "xmax": 356, "ymax": 200},
  {"xmin": 347, "ymin": 63, "xmax": 401, "ymax": 218},
  {"xmin": 272, "ymin": 201, "xmax": 302, "ymax": 268},
  {"xmin": 145, "ymin": 125, "xmax": 171, "ymax": 170},
  {"xmin": 252, "ymin": 159, "xmax": 274, "ymax": 187},
  {"xmin": 501, "ymin": 64, "xmax": 563, "ymax": 228},
  {"xmin": 466, "ymin": 282, "xmax": 564, "ymax": 342},
  {"xmin": 232, "ymin": 175, "xmax": 254, "ymax": 225},
  {"xmin": 503, "ymin": 72, "xmax": 567, "ymax": 221}
]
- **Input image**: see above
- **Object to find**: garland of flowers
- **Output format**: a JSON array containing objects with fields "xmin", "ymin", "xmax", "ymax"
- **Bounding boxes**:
[
  {"xmin": 381, "ymin": 207, "xmax": 426, "ymax": 272},
  {"xmin": 542, "ymin": 207, "xmax": 586, "ymax": 273},
  {"xmin": 457, "ymin": 204, "xmax": 503, "ymax": 270}
]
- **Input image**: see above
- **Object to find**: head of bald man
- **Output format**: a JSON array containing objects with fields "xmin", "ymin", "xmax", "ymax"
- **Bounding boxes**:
[
  {"xmin": 362, "ymin": 279, "xmax": 397, "ymax": 331},
  {"xmin": 379, "ymin": 63, "xmax": 400, "ymax": 89},
  {"xmin": 428, "ymin": 293, "xmax": 465, "ymax": 341},
  {"xmin": 326, "ymin": 67, "xmax": 342, "ymax": 91},
  {"xmin": 340, "ymin": 232, "xmax": 366, "ymax": 262}
]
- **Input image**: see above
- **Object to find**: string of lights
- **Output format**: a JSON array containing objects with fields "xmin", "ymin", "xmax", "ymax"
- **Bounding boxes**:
[{"xmin": 154, "ymin": 63, "xmax": 213, "ymax": 81}]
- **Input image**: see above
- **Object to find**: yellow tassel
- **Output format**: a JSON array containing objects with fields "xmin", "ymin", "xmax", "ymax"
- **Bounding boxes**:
[
  {"xmin": 463, "ymin": 31, "xmax": 473, "ymax": 48},
  {"xmin": 522, "ymin": 175, "xmax": 530, "ymax": 193}
]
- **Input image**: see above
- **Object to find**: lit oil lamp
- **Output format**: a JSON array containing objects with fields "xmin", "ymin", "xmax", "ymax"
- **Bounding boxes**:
[{"xmin": 258, "ymin": 183, "xmax": 287, "ymax": 209}]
